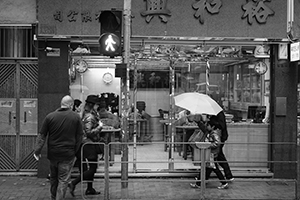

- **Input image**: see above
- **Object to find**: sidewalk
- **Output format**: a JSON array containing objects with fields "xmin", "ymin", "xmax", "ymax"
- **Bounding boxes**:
[{"xmin": 0, "ymin": 175, "xmax": 296, "ymax": 200}]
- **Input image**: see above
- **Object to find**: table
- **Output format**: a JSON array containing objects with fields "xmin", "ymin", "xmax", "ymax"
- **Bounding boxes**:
[
  {"xmin": 129, "ymin": 119, "xmax": 147, "ymax": 142},
  {"xmin": 100, "ymin": 128, "xmax": 121, "ymax": 166},
  {"xmin": 176, "ymin": 125, "xmax": 199, "ymax": 160}
]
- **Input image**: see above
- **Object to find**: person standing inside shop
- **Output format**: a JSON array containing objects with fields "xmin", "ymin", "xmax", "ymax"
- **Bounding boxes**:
[
  {"xmin": 68, "ymin": 95, "xmax": 103, "ymax": 196},
  {"xmin": 34, "ymin": 95, "xmax": 83, "ymax": 200},
  {"xmin": 216, "ymin": 111, "xmax": 234, "ymax": 181}
]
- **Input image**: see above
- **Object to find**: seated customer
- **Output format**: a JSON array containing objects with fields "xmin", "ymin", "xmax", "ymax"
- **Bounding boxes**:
[{"xmin": 98, "ymin": 100, "xmax": 120, "ymax": 129}]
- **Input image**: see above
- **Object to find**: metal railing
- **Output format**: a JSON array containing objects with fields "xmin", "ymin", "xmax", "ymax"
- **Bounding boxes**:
[{"xmin": 79, "ymin": 141, "xmax": 298, "ymax": 200}]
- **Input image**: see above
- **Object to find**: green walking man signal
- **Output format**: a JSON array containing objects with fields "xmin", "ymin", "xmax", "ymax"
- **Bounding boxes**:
[{"xmin": 99, "ymin": 10, "xmax": 122, "ymax": 57}]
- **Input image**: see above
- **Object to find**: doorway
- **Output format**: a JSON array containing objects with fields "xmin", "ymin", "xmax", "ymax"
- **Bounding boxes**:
[{"xmin": 0, "ymin": 59, "xmax": 38, "ymax": 171}]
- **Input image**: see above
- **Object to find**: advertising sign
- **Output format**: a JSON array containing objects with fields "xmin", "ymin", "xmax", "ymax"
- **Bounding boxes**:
[{"xmin": 291, "ymin": 42, "xmax": 300, "ymax": 62}]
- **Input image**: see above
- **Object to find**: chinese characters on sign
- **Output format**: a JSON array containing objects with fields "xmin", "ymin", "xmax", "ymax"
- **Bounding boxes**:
[
  {"xmin": 53, "ymin": 10, "xmax": 101, "ymax": 23},
  {"xmin": 242, "ymin": 0, "xmax": 274, "ymax": 25},
  {"xmin": 192, "ymin": 0, "xmax": 222, "ymax": 24},
  {"xmin": 53, "ymin": 0, "xmax": 275, "ymax": 25},
  {"xmin": 141, "ymin": 0, "xmax": 171, "ymax": 23}
]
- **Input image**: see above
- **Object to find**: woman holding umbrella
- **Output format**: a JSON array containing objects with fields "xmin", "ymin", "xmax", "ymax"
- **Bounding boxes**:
[{"xmin": 189, "ymin": 115, "xmax": 229, "ymax": 189}]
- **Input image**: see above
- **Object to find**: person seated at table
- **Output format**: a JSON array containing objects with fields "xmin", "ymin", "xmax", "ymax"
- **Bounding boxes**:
[
  {"xmin": 190, "ymin": 116, "xmax": 229, "ymax": 190},
  {"xmin": 97, "ymin": 100, "xmax": 120, "ymax": 129}
]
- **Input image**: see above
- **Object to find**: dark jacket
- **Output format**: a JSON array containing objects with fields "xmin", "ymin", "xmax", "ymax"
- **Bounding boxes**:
[
  {"xmin": 35, "ymin": 108, "xmax": 83, "ymax": 161},
  {"xmin": 217, "ymin": 111, "xmax": 228, "ymax": 142},
  {"xmin": 81, "ymin": 109, "xmax": 103, "ymax": 160},
  {"xmin": 82, "ymin": 109, "xmax": 102, "ymax": 143}
]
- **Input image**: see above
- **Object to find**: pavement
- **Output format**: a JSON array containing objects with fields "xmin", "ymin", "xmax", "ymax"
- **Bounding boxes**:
[{"xmin": 0, "ymin": 175, "xmax": 297, "ymax": 200}]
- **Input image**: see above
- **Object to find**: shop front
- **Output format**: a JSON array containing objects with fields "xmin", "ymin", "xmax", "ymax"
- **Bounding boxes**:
[{"xmin": 36, "ymin": 0, "xmax": 299, "ymax": 179}]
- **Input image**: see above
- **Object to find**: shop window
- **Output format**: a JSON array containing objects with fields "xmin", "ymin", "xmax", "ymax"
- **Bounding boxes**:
[
  {"xmin": 0, "ymin": 26, "xmax": 37, "ymax": 58},
  {"xmin": 231, "ymin": 63, "xmax": 261, "ymax": 104}
]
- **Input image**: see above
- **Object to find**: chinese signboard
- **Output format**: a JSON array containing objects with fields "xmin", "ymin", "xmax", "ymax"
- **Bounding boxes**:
[{"xmin": 37, "ymin": 0, "xmax": 288, "ymax": 39}]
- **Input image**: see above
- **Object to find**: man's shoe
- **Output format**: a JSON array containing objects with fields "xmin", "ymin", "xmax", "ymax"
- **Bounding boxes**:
[
  {"xmin": 218, "ymin": 183, "xmax": 229, "ymax": 189},
  {"xmin": 190, "ymin": 183, "xmax": 201, "ymax": 189},
  {"xmin": 85, "ymin": 188, "xmax": 101, "ymax": 195},
  {"xmin": 68, "ymin": 182, "xmax": 75, "ymax": 197}
]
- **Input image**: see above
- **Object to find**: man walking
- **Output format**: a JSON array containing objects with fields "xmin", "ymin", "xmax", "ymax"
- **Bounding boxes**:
[
  {"xmin": 216, "ymin": 111, "xmax": 234, "ymax": 181},
  {"xmin": 34, "ymin": 95, "xmax": 83, "ymax": 200}
]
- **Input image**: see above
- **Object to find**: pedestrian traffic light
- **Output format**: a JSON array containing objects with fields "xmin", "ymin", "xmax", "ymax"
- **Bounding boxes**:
[{"xmin": 99, "ymin": 10, "xmax": 122, "ymax": 57}]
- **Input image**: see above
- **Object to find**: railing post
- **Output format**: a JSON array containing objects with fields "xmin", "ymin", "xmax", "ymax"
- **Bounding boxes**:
[
  {"xmin": 104, "ymin": 143, "xmax": 110, "ymax": 200},
  {"xmin": 195, "ymin": 142, "xmax": 211, "ymax": 200},
  {"xmin": 200, "ymin": 148, "xmax": 206, "ymax": 199}
]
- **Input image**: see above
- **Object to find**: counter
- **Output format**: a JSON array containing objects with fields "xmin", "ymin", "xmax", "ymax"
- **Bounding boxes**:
[
  {"xmin": 225, "ymin": 122, "xmax": 269, "ymax": 168},
  {"xmin": 160, "ymin": 119, "xmax": 269, "ymax": 168}
]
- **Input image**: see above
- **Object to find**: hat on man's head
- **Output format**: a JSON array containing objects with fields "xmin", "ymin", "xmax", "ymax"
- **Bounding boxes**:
[{"xmin": 85, "ymin": 95, "xmax": 99, "ymax": 104}]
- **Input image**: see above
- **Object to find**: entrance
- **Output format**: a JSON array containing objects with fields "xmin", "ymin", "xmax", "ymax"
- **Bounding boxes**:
[
  {"xmin": 69, "ymin": 42, "xmax": 270, "ymax": 174},
  {"xmin": 0, "ymin": 59, "xmax": 38, "ymax": 171}
]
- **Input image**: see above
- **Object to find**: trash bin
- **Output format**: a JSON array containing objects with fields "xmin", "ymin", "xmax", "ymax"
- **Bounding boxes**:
[{"xmin": 193, "ymin": 142, "xmax": 211, "ymax": 166}]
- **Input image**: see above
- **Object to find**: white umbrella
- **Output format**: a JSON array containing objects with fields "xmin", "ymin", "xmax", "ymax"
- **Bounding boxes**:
[{"xmin": 174, "ymin": 92, "xmax": 222, "ymax": 115}]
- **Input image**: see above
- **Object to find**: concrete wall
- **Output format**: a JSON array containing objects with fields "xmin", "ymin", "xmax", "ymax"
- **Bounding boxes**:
[
  {"xmin": 0, "ymin": 0, "xmax": 36, "ymax": 24},
  {"xmin": 37, "ymin": 41, "xmax": 70, "ymax": 177},
  {"xmin": 270, "ymin": 44, "xmax": 298, "ymax": 178}
]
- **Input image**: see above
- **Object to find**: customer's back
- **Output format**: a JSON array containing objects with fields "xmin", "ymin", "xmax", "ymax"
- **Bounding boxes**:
[{"xmin": 40, "ymin": 96, "xmax": 83, "ymax": 161}]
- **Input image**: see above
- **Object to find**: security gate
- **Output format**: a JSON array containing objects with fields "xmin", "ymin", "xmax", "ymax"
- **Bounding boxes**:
[{"xmin": 0, "ymin": 59, "xmax": 38, "ymax": 171}]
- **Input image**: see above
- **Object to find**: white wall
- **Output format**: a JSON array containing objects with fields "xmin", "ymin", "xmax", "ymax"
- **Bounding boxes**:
[{"xmin": 70, "ymin": 68, "xmax": 120, "ymax": 103}]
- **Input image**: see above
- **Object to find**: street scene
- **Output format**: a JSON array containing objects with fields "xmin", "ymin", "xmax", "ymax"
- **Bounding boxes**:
[{"xmin": 0, "ymin": 0, "xmax": 300, "ymax": 200}]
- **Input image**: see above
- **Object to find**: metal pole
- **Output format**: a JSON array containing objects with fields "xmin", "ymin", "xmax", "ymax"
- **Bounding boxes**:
[
  {"xmin": 169, "ymin": 59, "xmax": 175, "ymax": 170},
  {"xmin": 205, "ymin": 58, "xmax": 210, "ymax": 95},
  {"xmin": 133, "ymin": 56, "xmax": 138, "ymax": 172},
  {"xmin": 15, "ymin": 62, "xmax": 20, "ymax": 171},
  {"xmin": 104, "ymin": 144, "xmax": 110, "ymax": 200},
  {"xmin": 121, "ymin": 0, "xmax": 131, "ymax": 188},
  {"xmin": 200, "ymin": 148, "xmax": 206, "ymax": 199}
]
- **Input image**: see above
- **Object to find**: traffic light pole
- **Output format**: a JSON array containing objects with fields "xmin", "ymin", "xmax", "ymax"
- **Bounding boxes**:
[{"xmin": 121, "ymin": 0, "xmax": 131, "ymax": 189}]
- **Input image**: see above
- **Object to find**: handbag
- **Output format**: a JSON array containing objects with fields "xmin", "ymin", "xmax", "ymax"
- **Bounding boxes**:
[{"xmin": 188, "ymin": 129, "xmax": 206, "ymax": 149}]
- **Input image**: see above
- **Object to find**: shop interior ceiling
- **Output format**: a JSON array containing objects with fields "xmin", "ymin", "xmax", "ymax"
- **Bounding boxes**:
[{"xmin": 70, "ymin": 37, "xmax": 264, "ymax": 72}]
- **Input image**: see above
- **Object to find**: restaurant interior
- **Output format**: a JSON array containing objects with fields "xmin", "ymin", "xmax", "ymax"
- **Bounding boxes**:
[{"xmin": 69, "ymin": 41, "xmax": 271, "ymax": 175}]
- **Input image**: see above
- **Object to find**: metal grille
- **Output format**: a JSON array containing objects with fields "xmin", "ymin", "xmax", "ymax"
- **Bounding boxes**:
[
  {"xmin": 0, "ymin": 60, "xmax": 38, "ymax": 171},
  {"xmin": 19, "ymin": 136, "xmax": 38, "ymax": 170},
  {"xmin": 0, "ymin": 63, "xmax": 16, "ymax": 98},
  {"xmin": 20, "ymin": 63, "xmax": 38, "ymax": 98},
  {"xmin": 0, "ymin": 135, "xmax": 16, "ymax": 170}
]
